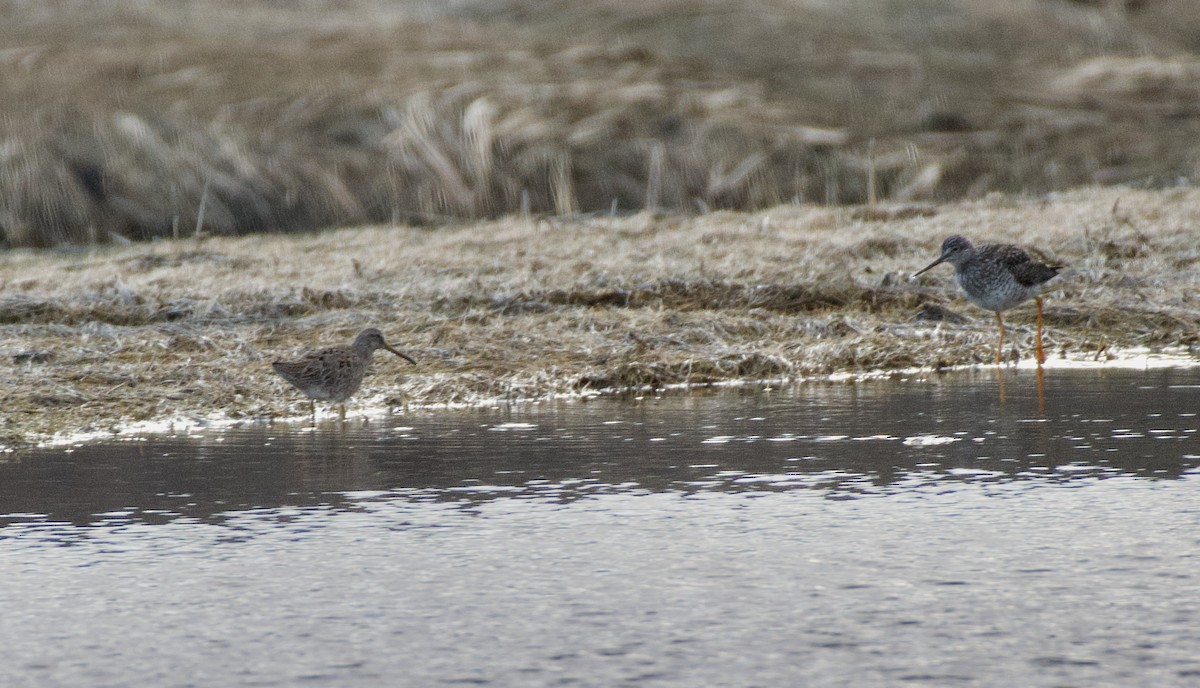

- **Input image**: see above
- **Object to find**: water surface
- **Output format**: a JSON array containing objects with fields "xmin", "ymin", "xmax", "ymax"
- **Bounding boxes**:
[{"xmin": 2, "ymin": 366, "xmax": 1199, "ymax": 687}]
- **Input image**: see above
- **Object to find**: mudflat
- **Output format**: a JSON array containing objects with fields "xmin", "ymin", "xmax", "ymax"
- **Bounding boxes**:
[{"xmin": 0, "ymin": 187, "xmax": 1196, "ymax": 446}]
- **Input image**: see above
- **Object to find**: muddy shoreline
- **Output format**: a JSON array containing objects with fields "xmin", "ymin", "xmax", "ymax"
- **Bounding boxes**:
[{"xmin": 1, "ymin": 187, "xmax": 1197, "ymax": 447}]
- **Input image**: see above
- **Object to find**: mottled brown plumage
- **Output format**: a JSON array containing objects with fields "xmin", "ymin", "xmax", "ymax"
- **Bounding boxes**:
[
  {"xmin": 914, "ymin": 235, "xmax": 1063, "ymax": 366},
  {"xmin": 272, "ymin": 328, "xmax": 416, "ymax": 420}
]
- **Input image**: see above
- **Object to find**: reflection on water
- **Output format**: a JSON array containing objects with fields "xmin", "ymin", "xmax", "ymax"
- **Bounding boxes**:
[
  {"xmin": 4, "ymin": 366, "xmax": 1198, "ymax": 527},
  {"xmin": 2, "ymin": 367, "xmax": 1199, "ymax": 686}
]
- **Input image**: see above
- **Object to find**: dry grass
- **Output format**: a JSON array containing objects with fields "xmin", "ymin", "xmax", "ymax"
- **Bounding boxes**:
[
  {"xmin": 3, "ymin": 0, "xmax": 1200, "ymax": 245},
  {"xmin": 0, "ymin": 186, "xmax": 1196, "ymax": 446}
]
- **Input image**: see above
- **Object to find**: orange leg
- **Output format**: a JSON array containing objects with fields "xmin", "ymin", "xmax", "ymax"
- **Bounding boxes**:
[
  {"xmin": 994, "ymin": 312, "xmax": 1006, "ymax": 367},
  {"xmin": 1035, "ymin": 297, "xmax": 1047, "ymax": 366}
]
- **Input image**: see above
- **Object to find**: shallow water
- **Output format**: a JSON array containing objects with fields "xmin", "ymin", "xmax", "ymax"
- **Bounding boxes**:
[{"xmin": 2, "ymin": 366, "xmax": 1200, "ymax": 687}]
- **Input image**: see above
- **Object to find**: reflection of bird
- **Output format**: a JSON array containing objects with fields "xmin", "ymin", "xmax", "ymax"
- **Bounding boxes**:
[
  {"xmin": 272, "ymin": 328, "xmax": 416, "ymax": 421},
  {"xmin": 913, "ymin": 235, "xmax": 1061, "ymax": 366}
]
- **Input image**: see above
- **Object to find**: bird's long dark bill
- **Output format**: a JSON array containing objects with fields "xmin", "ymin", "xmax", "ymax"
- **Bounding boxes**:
[
  {"xmin": 385, "ymin": 346, "xmax": 417, "ymax": 365},
  {"xmin": 912, "ymin": 255, "xmax": 947, "ymax": 277}
]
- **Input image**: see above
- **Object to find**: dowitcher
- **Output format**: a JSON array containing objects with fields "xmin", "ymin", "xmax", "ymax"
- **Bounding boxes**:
[
  {"xmin": 272, "ymin": 327, "xmax": 416, "ymax": 420},
  {"xmin": 913, "ymin": 234, "xmax": 1061, "ymax": 366}
]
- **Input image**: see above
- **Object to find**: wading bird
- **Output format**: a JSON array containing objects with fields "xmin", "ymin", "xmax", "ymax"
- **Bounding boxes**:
[
  {"xmin": 272, "ymin": 327, "xmax": 416, "ymax": 421},
  {"xmin": 913, "ymin": 234, "xmax": 1061, "ymax": 366}
]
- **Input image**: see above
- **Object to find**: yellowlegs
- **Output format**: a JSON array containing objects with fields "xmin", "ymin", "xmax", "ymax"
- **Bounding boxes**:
[
  {"xmin": 913, "ymin": 235, "xmax": 1061, "ymax": 366},
  {"xmin": 272, "ymin": 327, "xmax": 416, "ymax": 421}
]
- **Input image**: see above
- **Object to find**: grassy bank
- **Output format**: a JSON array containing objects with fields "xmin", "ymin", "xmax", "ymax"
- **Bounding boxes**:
[
  {"xmin": 4, "ymin": 0, "xmax": 1200, "ymax": 245},
  {"xmin": 0, "ymin": 187, "xmax": 1196, "ymax": 446}
]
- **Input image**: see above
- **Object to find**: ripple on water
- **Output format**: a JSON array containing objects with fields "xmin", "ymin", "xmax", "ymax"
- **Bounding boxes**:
[{"xmin": 1, "ymin": 367, "xmax": 1200, "ymax": 686}]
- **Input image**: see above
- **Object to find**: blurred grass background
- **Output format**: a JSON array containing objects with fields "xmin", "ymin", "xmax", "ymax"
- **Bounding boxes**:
[{"xmin": 3, "ymin": 0, "xmax": 1200, "ymax": 246}]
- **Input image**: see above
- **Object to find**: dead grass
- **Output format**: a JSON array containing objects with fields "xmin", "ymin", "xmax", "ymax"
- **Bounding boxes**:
[
  {"xmin": 0, "ymin": 186, "xmax": 1196, "ymax": 446},
  {"xmin": 3, "ymin": 0, "xmax": 1200, "ymax": 245}
]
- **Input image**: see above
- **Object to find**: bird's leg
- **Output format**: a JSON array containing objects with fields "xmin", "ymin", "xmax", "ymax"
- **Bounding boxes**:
[
  {"xmin": 309, "ymin": 399, "xmax": 316, "ymax": 425},
  {"xmin": 1036, "ymin": 363, "xmax": 1046, "ymax": 415},
  {"xmin": 339, "ymin": 403, "xmax": 346, "ymax": 423},
  {"xmin": 994, "ymin": 312, "xmax": 1006, "ymax": 367},
  {"xmin": 1035, "ymin": 297, "xmax": 1046, "ymax": 366}
]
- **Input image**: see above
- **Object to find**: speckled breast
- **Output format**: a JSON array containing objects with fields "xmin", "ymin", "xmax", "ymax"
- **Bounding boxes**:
[{"xmin": 956, "ymin": 268, "xmax": 1035, "ymax": 312}]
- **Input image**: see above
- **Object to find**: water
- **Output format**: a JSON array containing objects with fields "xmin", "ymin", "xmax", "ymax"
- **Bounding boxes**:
[{"xmin": 2, "ymin": 366, "xmax": 1199, "ymax": 687}]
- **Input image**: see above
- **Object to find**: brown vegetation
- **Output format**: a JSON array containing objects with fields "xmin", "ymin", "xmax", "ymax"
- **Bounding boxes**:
[
  {"xmin": 0, "ymin": 187, "xmax": 1196, "ymax": 446},
  {"xmin": 3, "ymin": 0, "xmax": 1200, "ymax": 246}
]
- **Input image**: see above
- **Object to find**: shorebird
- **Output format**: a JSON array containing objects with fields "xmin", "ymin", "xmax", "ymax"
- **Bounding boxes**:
[
  {"xmin": 272, "ymin": 327, "xmax": 416, "ymax": 421},
  {"xmin": 913, "ymin": 235, "xmax": 1061, "ymax": 366}
]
